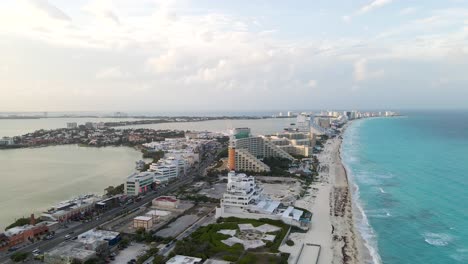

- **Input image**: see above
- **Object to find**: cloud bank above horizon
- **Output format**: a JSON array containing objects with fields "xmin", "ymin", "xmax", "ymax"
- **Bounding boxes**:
[{"xmin": 1, "ymin": 0, "xmax": 468, "ymax": 112}]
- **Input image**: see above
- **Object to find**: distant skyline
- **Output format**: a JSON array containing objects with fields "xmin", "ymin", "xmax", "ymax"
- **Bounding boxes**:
[{"xmin": 1, "ymin": 0, "xmax": 468, "ymax": 112}]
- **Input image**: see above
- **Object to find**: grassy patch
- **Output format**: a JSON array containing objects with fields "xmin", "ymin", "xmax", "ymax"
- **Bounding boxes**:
[{"xmin": 173, "ymin": 217, "xmax": 290, "ymax": 261}]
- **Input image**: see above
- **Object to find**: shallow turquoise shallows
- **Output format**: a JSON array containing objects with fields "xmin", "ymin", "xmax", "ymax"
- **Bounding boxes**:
[{"xmin": 342, "ymin": 111, "xmax": 468, "ymax": 264}]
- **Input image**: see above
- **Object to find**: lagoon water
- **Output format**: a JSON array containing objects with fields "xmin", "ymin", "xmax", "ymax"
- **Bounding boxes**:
[
  {"xmin": 0, "ymin": 117, "xmax": 295, "ymax": 137},
  {"xmin": 0, "ymin": 117, "xmax": 142, "ymax": 137},
  {"xmin": 120, "ymin": 117, "xmax": 295, "ymax": 135},
  {"xmin": 342, "ymin": 111, "xmax": 468, "ymax": 263},
  {"xmin": 0, "ymin": 117, "xmax": 295, "ymax": 230},
  {"xmin": 0, "ymin": 146, "xmax": 142, "ymax": 231}
]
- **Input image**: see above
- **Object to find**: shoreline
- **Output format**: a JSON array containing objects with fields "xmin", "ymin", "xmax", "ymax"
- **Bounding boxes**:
[
  {"xmin": 280, "ymin": 121, "xmax": 371, "ymax": 264},
  {"xmin": 336, "ymin": 122, "xmax": 371, "ymax": 264},
  {"xmin": 340, "ymin": 121, "xmax": 382, "ymax": 264},
  {"xmin": 328, "ymin": 123, "xmax": 365, "ymax": 264}
]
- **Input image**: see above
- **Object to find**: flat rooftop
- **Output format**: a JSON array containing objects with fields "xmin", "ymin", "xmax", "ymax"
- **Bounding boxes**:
[
  {"xmin": 134, "ymin": 216, "xmax": 152, "ymax": 221},
  {"xmin": 46, "ymin": 241, "xmax": 95, "ymax": 260},
  {"xmin": 166, "ymin": 255, "xmax": 202, "ymax": 264}
]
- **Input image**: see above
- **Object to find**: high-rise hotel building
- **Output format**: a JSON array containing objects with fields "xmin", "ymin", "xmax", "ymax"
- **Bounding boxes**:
[{"xmin": 228, "ymin": 128, "xmax": 294, "ymax": 172}]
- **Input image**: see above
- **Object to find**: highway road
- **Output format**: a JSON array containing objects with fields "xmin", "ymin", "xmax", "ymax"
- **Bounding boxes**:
[{"xmin": 0, "ymin": 145, "xmax": 221, "ymax": 264}]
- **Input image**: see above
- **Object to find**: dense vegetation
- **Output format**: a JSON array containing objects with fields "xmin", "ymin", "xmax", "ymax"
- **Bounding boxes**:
[
  {"xmin": 216, "ymin": 147, "xmax": 228, "ymax": 160},
  {"xmin": 141, "ymin": 150, "xmax": 165, "ymax": 161},
  {"xmin": 6, "ymin": 218, "xmax": 30, "ymax": 230},
  {"xmin": 5, "ymin": 217, "xmax": 41, "ymax": 230},
  {"xmin": 10, "ymin": 252, "xmax": 28, "ymax": 262},
  {"xmin": 182, "ymin": 194, "xmax": 220, "ymax": 204},
  {"xmin": 216, "ymin": 136, "xmax": 230, "ymax": 145},
  {"xmin": 104, "ymin": 184, "xmax": 124, "ymax": 196}
]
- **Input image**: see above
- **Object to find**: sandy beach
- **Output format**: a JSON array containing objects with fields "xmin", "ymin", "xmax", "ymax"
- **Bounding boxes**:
[{"xmin": 281, "ymin": 127, "xmax": 367, "ymax": 264}]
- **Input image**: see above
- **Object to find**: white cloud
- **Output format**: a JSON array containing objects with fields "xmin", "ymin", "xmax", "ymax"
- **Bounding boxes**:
[
  {"xmin": 1, "ymin": 1, "xmax": 468, "ymax": 111},
  {"xmin": 26, "ymin": 0, "xmax": 71, "ymax": 21},
  {"xmin": 358, "ymin": 0, "xmax": 393, "ymax": 15},
  {"xmin": 399, "ymin": 7, "xmax": 417, "ymax": 16},
  {"xmin": 353, "ymin": 59, "xmax": 384, "ymax": 81},
  {"xmin": 343, "ymin": 0, "xmax": 393, "ymax": 23},
  {"xmin": 308, "ymin": 80, "xmax": 318, "ymax": 88},
  {"xmin": 83, "ymin": 0, "xmax": 120, "ymax": 26},
  {"xmin": 96, "ymin": 67, "xmax": 130, "ymax": 79},
  {"xmin": 342, "ymin": 15, "xmax": 352, "ymax": 23}
]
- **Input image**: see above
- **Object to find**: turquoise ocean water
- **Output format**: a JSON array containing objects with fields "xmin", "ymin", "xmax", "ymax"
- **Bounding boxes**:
[{"xmin": 342, "ymin": 111, "xmax": 468, "ymax": 264}]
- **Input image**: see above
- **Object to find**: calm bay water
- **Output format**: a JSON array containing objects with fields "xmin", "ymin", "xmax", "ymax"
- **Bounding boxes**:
[
  {"xmin": 0, "ymin": 146, "xmax": 142, "ymax": 231},
  {"xmin": 120, "ymin": 117, "xmax": 295, "ymax": 135},
  {"xmin": 342, "ymin": 111, "xmax": 468, "ymax": 263},
  {"xmin": 0, "ymin": 117, "xmax": 295, "ymax": 137},
  {"xmin": 0, "ymin": 118, "xmax": 141, "ymax": 137},
  {"xmin": 0, "ymin": 117, "xmax": 294, "ymax": 230}
]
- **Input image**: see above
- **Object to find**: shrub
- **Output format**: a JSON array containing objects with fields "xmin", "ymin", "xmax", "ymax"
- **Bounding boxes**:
[
  {"xmin": 286, "ymin": 240, "xmax": 294, "ymax": 246},
  {"xmin": 222, "ymin": 255, "xmax": 239, "ymax": 262},
  {"xmin": 11, "ymin": 252, "xmax": 28, "ymax": 262},
  {"xmin": 6, "ymin": 218, "xmax": 32, "ymax": 230},
  {"xmin": 238, "ymin": 253, "xmax": 257, "ymax": 264}
]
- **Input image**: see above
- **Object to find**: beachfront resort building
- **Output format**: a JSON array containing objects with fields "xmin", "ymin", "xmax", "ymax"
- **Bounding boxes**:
[
  {"xmin": 266, "ymin": 132, "xmax": 316, "ymax": 157},
  {"xmin": 216, "ymin": 171, "xmax": 311, "ymax": 229},
  {"xmin": 221, "ymin": 171, "xmax": 263, "ymax": 209},
  {"xmin": 228, "ymin": 128, "xmax": 295, "ymax": 173}
]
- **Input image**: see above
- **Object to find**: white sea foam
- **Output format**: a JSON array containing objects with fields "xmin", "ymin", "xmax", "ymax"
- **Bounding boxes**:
[
  {"xmin": 341, "ymin": 138, "xmax": 383, "ymax": 264},
  {"xmin": 423, "ymin": 232, "xmax": 454, "ymax": 247},
  {"xmin": 450, "ymin": 248, "xmax": 468, "ymax": 262},
  {"xmin": 367, "ymin": 208, "xmax": 392, "ymax": 218}
]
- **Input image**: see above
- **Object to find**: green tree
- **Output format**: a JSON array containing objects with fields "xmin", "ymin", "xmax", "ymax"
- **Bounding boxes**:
[
  {"xmin": 5, "ymin": 218, "xmax": 30, "ymax": 230},
  {"xmin": 105, "ymin": 184, "xmax": 124, "ymax": 196},
  {"xmin": 152, "ymin": 255, "xmax": 166, "ymax": 264},
  {"xmin": 10, "ymin": 252, "xmax": 28, "ymax": 262}
]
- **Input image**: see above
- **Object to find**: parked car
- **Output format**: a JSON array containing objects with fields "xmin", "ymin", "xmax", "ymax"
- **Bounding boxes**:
[
  {"xmin": 8, "ymin": 247, "xmax": 18, "ymax": 252},
  {"xmin": 64, "ymin": 235, "xmax": 72, "ymax": 240}
]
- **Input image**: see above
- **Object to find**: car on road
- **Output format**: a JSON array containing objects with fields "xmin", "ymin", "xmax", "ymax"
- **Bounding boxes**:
[
  {"xmin": 8, "ymin": 247, "xmax": 18, "ymax": 252},
  {"xmin": 64, "ymin": 235, "xmax": 72, "ymax": 240},
  {"xmin": 32, "ymin": 249, "xmax": 41, "ymax": 257}
]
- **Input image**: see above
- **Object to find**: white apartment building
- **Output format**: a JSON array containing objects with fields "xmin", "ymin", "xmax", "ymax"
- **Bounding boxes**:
[
  {"xmin": 221, "ymin": 171, "xmax": 263, "ymax": 210},
  {"xmin": 0, "ymin": 137, "xmax": 14, "ymax": 146},
  {"xmin": 124, "ymin": 172, "xmax": 155, "ymax": 196},
  {"xmin": 149, "ymin": 156, "xmax": 187, "ymax": 183},
  {"xmin": 296, "ymin": 114, "xmax": 311, "ymax": 132},
  {"xmin": 216, "ymin": 171, "xmax": 311, "ymax": 230}
]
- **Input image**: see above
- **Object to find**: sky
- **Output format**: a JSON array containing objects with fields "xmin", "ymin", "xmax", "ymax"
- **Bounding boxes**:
[{"xmin": 1, "ymin": 0, "xmax": 468, "ymax": 112}]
